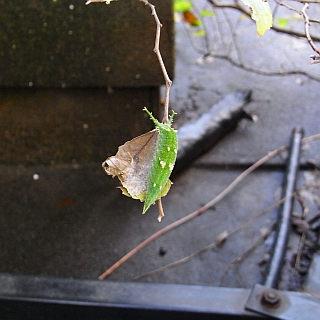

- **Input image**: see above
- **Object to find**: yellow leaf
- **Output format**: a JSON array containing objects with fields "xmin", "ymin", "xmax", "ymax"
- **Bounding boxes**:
[{"xmin": 241, "ymin": 0, "xmax": 273, "ymax": 36}]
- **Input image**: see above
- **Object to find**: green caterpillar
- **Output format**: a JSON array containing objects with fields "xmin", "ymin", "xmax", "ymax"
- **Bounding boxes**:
[
  {"xmin": 103, "ymin": 107, "xmax": 178, "ymax": 221},
  {"xmin": 142, "ymin": 107, "xmax": 178, "ymax": 214}
]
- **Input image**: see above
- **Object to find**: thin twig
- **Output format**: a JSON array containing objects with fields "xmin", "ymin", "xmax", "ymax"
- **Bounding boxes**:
[
  {"xmin": 85, "ymin": 0, "xmax": 115, "ymax": 4},
  {"xmin": 185, "ymin": 1, "xmax": 320, "ymax": 80},
  {"xmin": 140, "ymin": 0, "xmax": 172, "ymax": 124},
  {"xmin": 87, "ymin": 0, "xmax": 173, "ymax": 121},
  {"xmin": 212, "ymin": 53, "xmax": 320, "ymax": 81},
  {"xmin": 288, "ymin": 0, "xmax": 320, "ymax": 3},
  {"xmin": 207, "ymin": 0, "xmax": 320, "ymax": 68},
  {"xmin": 133, "ymin": 194, "xmax": 293, "ymax": 281},
  {"xmin": 294, "ymin": 191, "xmax": 309, "ymax": 270},
  {"xmin": 134, "ymin": 241, "xmax": 219, "ymax": 281},
  {"xmin": 220, "ymin": 224, "xmax": 274, "ymax": 287},
  {"xmin": 274, "ymin": 0, "xmax": 302, "ymax": 15},
  {"xmin": 207, "ymin": 0, "xmax": 320, "ymax": 42},
  {"xmin": 295, "ymin": 231, "xmax": 307, "ymax": 269},
  {"xmin": 98, "ymin": 133, "xmax": 320, "ymax": 280},
  {"xmin": 157, "ymin": 199, "xmax": 165, "ymax": 222},
  {"xmin": 136, "ymin": 181, "xmax": 320, "ymax": 281},
  {"xmin": 303, "ymin": 288, "xmax": 320, "ymax": 302},
  {"xmin": 301, "ymin": 3, "xmax": 320, "ymax": 64}
]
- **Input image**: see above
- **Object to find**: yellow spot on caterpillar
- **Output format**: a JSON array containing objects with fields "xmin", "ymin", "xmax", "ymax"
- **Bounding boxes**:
[
  {"xmin": 153, "ymin": 183, "xmax": 157, "ymax": 187},
  {"xmin": 167, "ymin": 146, "xmax": 171, "ymax": 151},
  {"xmin": 174, "ymin": 149, "xmax": 177, "ymax": 154},
  {"xmin": 160, "ymin": 160, "xmax": 166, "ymax": 168},
  {"xmin": 169, "ymin": 163, "xmax": 174, "ymax": 171}
]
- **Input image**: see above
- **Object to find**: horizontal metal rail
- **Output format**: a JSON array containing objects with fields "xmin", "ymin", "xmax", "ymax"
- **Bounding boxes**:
[{"xmin": 0, "ymin": 273, "xmax": 262, "ymax": 320}]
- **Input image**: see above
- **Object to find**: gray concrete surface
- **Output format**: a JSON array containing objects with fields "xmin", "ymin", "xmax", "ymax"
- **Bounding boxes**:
[{"xmin": 1, "ymin": 0, "xmax": 320, "ymax": 291}]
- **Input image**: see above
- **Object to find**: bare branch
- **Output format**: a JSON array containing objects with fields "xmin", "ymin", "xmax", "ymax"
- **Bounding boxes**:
[
  {"xmin": 133, "ymin": 196, "xmax": 289, "ymax": 281},
  {"xmin": 274, "ymin": 0, "xmax": 302, "ymax": 14},
  {"xmin": 287, "ymin": 0, "xmax": 320, "ymax": 3},
  {"xmin": 202, "ymin": 0, "xmax": 320, "ymax": 69},
  {"xmin": 209, "ymin": 53, "xmax": 320, "ymax": 81},
  {"xmin": 206, "ymin": 0, "xmax": 320, "ymax": 41},
  {"xmin": 85, "ymin": 0, "xmax": 115, "ymax": 4},
  {"xmin": 135, "ymin": 177, "xmax": 320, "ymax": 281},
  {"xmin": 301, "ymin": 3, "xmax": 320, "ymax": 64},
  {"xmin": 87, "ymin": 0, "xmax": 173, "ymax": 122},
  {"xmin": 139, "ymin": 0, "xmax": 172, "ymax": 124}
]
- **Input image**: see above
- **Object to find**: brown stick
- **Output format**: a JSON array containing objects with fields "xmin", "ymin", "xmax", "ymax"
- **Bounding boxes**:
[
  {"xmin": 140, "ymin": 0, "xmax": 172, "ymax": 124},
  {"xmin": 301, "ymin": 3, "xmax": 320, "ymax": 64},
  {"xmin": 98, "ymin": 133, "xmax": 320, "ymax": 279},
  {"xmin": 98, "ymin": 148, "xmax": 278, "ymax": 279},
  {"xmin": 87, "ymin": 0, "xmax": 172, "ymax": 122},
  {"xmin": 133, "ymin": 192, "xmax": 295, "ymax": 281}
]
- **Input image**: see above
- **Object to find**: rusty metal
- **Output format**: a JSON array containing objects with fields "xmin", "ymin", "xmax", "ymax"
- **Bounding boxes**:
[
  {"xmin": 246, "ymin": 283, "xmax": 320, "ymax": 320},
  {"xmin": 260, "ymin": 289, "xmax": 281, "ymax": 308}
]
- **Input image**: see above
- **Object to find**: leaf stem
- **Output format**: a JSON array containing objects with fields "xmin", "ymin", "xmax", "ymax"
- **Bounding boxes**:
[
  {"xmin": 140, "ymin": 0, "xmax": 172, "ymax": 123},
  {"xmin": 157, "ymin": 199, "xmax": 165, "ymax": 222}
]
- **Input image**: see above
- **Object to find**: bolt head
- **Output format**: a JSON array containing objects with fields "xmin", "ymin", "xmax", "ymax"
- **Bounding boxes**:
[{"xmin": 261, "ymin": 290, "xmax": 281, "ymax": 308}]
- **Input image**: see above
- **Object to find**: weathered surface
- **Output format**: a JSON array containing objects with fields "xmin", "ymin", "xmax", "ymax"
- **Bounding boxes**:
[
  {"xmin": 0, "ymin": 164, "xmax": 277, "ymax": 284},
  {"xmin": 1, "ymin": 0, "xmax": 320, "ymax": 294},
  {"xmin": 0, "ymin": 88, "xmax": 158, "ymax": 164},
  {"xmin": 0, "ymin": 0, "xmax": 174, "ymax": 87}
]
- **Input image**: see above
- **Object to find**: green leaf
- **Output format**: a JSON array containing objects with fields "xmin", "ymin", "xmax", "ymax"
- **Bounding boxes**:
[
  {"xmin": 241, "ymin": 0, "xmax": 273, "ymax": 36},
  {"xmin": 200, "ymin": 10, "xmax": 215, "ymax": 17},
  {"xmin": 102, "ymin": 108, "xmax": 178, "ymax": 221},
  {"xmin": 276, "ymin": 17, "xmax": 289, "ymax": 28},
  {"xmin": 174, "ymin": 0, "xmax": 193, "ymax": 13},
  {"xmin": 194, "ymin": 29, "xmax": 206, "ymax": 36}
]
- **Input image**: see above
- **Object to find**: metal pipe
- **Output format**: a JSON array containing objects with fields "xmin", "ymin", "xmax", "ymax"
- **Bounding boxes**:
[{"xmin": 264, "ymin": 127, "xmax": 304, "ymax": 288}]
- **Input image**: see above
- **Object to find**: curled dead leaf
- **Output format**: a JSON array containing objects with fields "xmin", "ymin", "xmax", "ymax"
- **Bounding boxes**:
[{"xmin": 102, "ymin": 108, "xmax": 178, "ymax": 221}]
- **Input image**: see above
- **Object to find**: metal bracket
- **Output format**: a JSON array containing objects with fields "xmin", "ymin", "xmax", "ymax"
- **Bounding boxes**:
[{"xmin": 245, "ymin": 284, "xmax": 320, "ymax": 320}]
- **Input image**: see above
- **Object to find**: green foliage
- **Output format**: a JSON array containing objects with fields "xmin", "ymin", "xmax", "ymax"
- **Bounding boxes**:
[
  {"xmin": 174, "ymin": 0, "xmax": 193, "ymax": 13},
  {"xmin": 175, "ymin": 0, "xmax": 272, "ymax": 37},
  {"xmin": 200, "ymin": 10, "xmax": 215, "ymax": 17},
  {"xmin": 194, "ymin": 29, "xmax": 206, "ymax": 36},
  {"xmin": 103, "ymin": 108, "xmax": 178, "ymax": 221},
  {"xmin": 276, "ymin": 17, "xmax": 289, "ymax": 28},
  {"xmin": 276, "ymin": 14, "xmax": 301, "ymax": 28}
]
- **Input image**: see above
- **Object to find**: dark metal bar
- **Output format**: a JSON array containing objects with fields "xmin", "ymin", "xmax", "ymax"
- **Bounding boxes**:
[
  {"xmin": 0, "ymin": 273, "xmax": 263, "ymax": 320},
  {"xmin": 245, "ymin": 283, "xmax": 320, "ymax": 320},
  {"xmin": 264, "ymin": 127, "xmax": 304, "ymax": 288}
]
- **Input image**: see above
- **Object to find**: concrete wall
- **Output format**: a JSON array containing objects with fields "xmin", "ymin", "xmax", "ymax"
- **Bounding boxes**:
[
  {"xmin": 0, "ymin": 1, "xmax": 174, "ymax": 164},
  {"xmin": 0, "ymin": 0, "xmax": 174, "ymax": 88}
]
